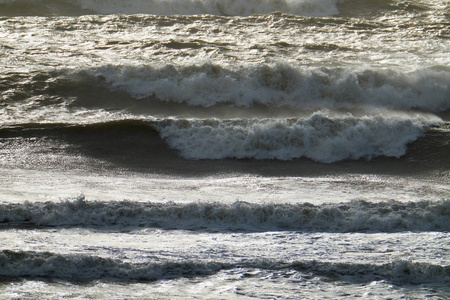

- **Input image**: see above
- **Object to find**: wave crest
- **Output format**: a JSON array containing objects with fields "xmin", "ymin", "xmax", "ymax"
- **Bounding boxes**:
[
  {"xmin": 0, "ymin": 250, "xmax": 448, "ymax": 284},
  {"xmin": 156, "ymin": 113, "xmax": 438, "ymax": 162},
  {"xmin": 85, "ymin": 63, "xmax": 450, "ymax": 112},
  {"xmin": 1, "ymin": 197, "xmax": 448, "ymax": 232}
]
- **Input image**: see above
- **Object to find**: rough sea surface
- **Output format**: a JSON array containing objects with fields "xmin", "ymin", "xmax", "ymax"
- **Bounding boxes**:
[{"xmin": 0, "ymin": 0, "xmax": 449, "ymax": 298}]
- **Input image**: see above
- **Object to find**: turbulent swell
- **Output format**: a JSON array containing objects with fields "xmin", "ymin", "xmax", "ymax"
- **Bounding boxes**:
[
  {"xmin": 1, "ymin": 197, "xmax": 449, "ymax": 232},
  {"xmin": 4, "ymin": 64, "xmax": 450, "ymax": 113},
  {"xmin": 1, "ymin": 0, "xmax": 449, "ymax": 296},
  {"xmin": 0, "ymin": 250, "xmax": 448, "ymax": 284},
  {"xmin": 84, "ymin": 64, "xmax": 450, "ymax": 112},
  {"xmin": 0, "ymin": 115, "xmax": 443, "ymax": 163},
  {"xmin": 156, "ymin": 113, "xmax": 438, "ymax": 161}
]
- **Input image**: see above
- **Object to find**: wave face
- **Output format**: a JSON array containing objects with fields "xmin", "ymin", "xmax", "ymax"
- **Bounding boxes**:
[
  {"xmin": 0, "ymin": 115, "xmax": 444, "ymax": 163},
  {"xmin": 1, "ymin": 197, "xmax": 449, "ymax": 232}
]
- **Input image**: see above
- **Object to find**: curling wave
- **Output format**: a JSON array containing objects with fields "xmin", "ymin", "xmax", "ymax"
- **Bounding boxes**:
[
  {"xmin": 156, "ymin": 113, "xmax": 440, "ymax": 161},
  {"xmin": 0, "ymin": 115, "xmax": 445, "ymax": 163}
]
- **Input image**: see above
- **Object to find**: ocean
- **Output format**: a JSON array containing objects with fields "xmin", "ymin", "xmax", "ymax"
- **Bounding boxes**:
[{"xmin": 0, "ymin": 0, "xmax": 449, "ymax": 298}]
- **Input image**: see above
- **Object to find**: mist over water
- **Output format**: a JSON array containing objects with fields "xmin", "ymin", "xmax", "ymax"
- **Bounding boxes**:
[{"xmin": 0, "ymin": 0, "xmax": 449, "ymax": 298}]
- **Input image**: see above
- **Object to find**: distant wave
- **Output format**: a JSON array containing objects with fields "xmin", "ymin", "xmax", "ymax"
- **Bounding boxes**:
[
  {"xmin": 0, "ymin": 0, "xmax": 443, "ymax": 17},
  {"xmin": 0, "ymin": 250, "xmax": 448, "ymax": 284},
  {"xmin": 0, "ymin": 0, "xmax": 341, "ymax": 17},
  {"xmin": 1, "ymin": 197, "xmax": 448, "ymax": 232},
  {"xmin": 76, "ymin": 0, "xmax": 342, "ymax": 16}
]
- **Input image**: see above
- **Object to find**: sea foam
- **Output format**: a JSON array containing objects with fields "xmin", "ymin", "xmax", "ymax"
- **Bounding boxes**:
[
  {"xmin": 86, "ymin": 63, "xmax": 450, "ymax": 112},
  {"xmin": 156, "ymin": 113, "xmax": 439, "ymax": 162},
  {"xmin": 0, "ymin": 250, "xmax": 448, "ymax": 284},
  {"xmin": 1, "ymin": 197, "xmax": 448, "ymax": 232}
]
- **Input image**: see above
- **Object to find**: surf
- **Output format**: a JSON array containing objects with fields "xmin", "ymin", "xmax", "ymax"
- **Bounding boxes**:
[{"xmin": 1, "ymin": 196, "xmax": 449, "ymax": 232}]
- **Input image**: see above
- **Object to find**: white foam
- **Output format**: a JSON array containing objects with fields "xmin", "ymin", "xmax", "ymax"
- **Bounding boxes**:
[
  {"xmin": 0, "ymin": 250, "xmax": 448, "ymax": 284},
  {"xmin": 88, "ymin": 63, "xmax": 450, "ymax": 112},
  {"xmin": 156, "ymin": 112, "xmax": 440, "ymax": 162},
  {"xmin": 1, "ymin": 197, "xmax": 449, "ymax": 232}
]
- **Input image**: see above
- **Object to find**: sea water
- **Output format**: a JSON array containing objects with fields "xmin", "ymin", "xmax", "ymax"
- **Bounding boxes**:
[{"xmin": 0, "ymin": 0, "xmax": 449, "ymax": 298}]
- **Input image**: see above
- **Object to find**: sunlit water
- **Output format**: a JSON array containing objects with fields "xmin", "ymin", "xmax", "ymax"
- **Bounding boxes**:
[{"xmin": 0, "ymin": 0, "xmax": 449, "ymax": 298}]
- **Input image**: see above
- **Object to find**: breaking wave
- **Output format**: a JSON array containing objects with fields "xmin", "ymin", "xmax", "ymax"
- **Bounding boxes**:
[
  {"xmin": 1, "ymin": 197, "xmax": 449, "ymax": 232},
  {"xmin": 82, "ymin": 63, "xmax": 450, "ymax": 112},
  {"xmin": 156, "ymin": 113, "xmax": 438, "ymax": 161},
  {"xmin": 0, "ymin": 115, "xmax": 444, "ymax": 163},
  {"xmin": 4, "ymin": 63, "xmax": 450, "ymax": 114},
  {"xmin": 0, "ymin": 250, "xmax": 448, "ymax": 284}
]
